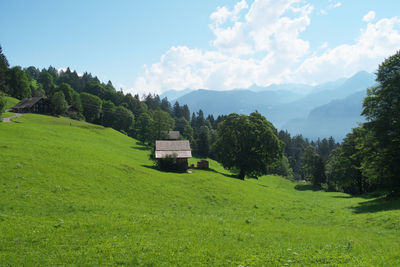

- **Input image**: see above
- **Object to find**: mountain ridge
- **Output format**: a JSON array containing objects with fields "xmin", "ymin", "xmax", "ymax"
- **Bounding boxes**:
[{"xmin": 171, "ymin": 71, "xmax": 376, "ymax": 140}]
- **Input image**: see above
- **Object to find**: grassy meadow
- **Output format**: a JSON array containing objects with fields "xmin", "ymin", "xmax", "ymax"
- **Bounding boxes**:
[{"xmin": 0, "ymin": 114, "xmax": 399, "ymax": 265}]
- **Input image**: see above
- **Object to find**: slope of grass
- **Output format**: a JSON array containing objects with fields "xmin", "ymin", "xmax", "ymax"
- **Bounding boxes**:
[
  {"xmin": 0, "ymin": 112, "xmax": 14, "ymax": 119},
  {"xmin": 0, "ymin": 114, "xmax": 399, "ymax": 266},
  {"xmin": 1, "ymin": 97, "xmax": 18, "ymax": 119},
  {"xmin": 4, "ymin": 96, "xmax": 19, "ymax": 110}
]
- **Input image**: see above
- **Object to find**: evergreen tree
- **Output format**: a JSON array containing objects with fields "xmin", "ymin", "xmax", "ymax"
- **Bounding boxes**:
[
  {"xmin": 0, "ymin": 45, "xmax": 9, "ymax": 93},
  {"xmin": 301, "ymin": 146, "xmax": 326, "ymax": 187}
]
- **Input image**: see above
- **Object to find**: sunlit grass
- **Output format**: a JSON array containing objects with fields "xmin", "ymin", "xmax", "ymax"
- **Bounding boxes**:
[{"xmin": 0, "ymin": 114, "xmax": 399, "ymax": 265}]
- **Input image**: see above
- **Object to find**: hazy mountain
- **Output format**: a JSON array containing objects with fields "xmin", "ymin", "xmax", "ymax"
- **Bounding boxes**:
[
  {"xmin": 160, "ymin": 88, "xmax": 193, "ymax": 101},
  {"xmin": 174, "ymin": 71, "xmax": 376, "ymax": 140},
  {"xmin": 176, "ymin": 89, "xmax": 303, "ymax": 116},
  {"xmin": 282, "ymin": 90, "xmax": 367, "ymax": 140},
  {"xmin": 266, "ymin": 71, "xmax": 376, "ymax": 127}
]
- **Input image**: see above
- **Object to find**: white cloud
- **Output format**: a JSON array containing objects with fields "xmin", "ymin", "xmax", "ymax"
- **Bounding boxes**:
[
  {"xmin": 320, "ymin": 1, "xmax": 341, "ymax": 15},
  {"xmin": 210, "ymin": 0, "xmax": 248, "ymax": 26},
  {"xmin": 363, "ymin": 11, "xmax": 376, "ymax": 22},
  {"xmin": 319, "ymin": 42, "xmax": 328, "ymax": 50},
  {"xmin": 133, "ymin": 0, "xmax": 400, "ymax": 95},
  {"xmin": 329, "ymin": 2, "xmax": 342, "ymax": 9},
  {"xmin": 294, "ymin": 16, "xmax": 400, "ymax": 84}
]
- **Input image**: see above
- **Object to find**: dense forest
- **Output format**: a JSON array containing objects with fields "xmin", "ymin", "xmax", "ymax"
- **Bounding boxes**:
[{"xmin": 0, "ymin": 44, "xmax": 399, "ymax": 196}]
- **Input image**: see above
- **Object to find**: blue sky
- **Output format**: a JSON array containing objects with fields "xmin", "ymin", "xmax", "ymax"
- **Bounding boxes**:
[{"xmin": 1, "ymin": 0, "xmax": 400, "ymax": 95}]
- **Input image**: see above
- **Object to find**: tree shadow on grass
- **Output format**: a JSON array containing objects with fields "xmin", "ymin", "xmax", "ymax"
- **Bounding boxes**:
[
  {"xmin": 141, "ymin": 164, "xmax": 158, "ymax": 171},
  {"xmin": 141, "ymin": 164, "xmax": 187, "ymax": 174},
  {"xmin": 349, "ymin": 197, "xmax": 400, "ymax": 214},
  {"xmin": 132, "ymin": 142, "xmax": 151, "ymax": 151},
  {"xmin": 203, "ymin": 168, "xmax": 242, "ymax": 180},
  {"xmin": 331, "ymin": 195, "xmax": 354, "ymax": 199},
  {"xmin": 294, "ymin": 184, "xmax": 322, "ymax": 191}
]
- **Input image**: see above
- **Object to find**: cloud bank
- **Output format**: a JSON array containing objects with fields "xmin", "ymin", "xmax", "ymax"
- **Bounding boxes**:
[{"xmin": 133, "ymin": 0, "xmax": 400, "ymax": 95}]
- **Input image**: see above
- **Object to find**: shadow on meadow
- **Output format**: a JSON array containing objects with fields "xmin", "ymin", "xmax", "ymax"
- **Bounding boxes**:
[
  {"xmin": 206, "ymin": 168, "xmax": 242, "ymax": 180},
  {"xmin": 294, "ymin": 184, "xmax": 322, "ymax": 191},
  {"xmin": 132, "ymin": 142, "xmax": 151, "ymax": 151},
  {"xmin": 350, "ymin": 197, "xmax": 400, "ymax": 214},
  {"xmin": 141, "ymin": 164, "xmax": 160, "ymax": 171}
]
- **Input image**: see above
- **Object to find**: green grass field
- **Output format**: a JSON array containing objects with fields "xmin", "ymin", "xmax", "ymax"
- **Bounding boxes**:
[{"xmin": 0, "ymin": 114, "xmax": 399, "ymax": 266}]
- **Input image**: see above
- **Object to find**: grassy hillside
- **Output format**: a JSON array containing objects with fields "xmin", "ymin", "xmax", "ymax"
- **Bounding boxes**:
[
  {"xmin": 1, "ymin": 96, "xmax": 19, "ymax": 119},
  {"xmin": 4, "ymin": 96, "xmax": 19, "ymax": 109},
  {"xmin": 0, "ymin": 114, "xmax": 399, "ymax": 266}
]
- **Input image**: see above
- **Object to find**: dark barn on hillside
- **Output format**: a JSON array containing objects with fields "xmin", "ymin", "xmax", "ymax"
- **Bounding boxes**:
[{"xmin": 11, "ymin": 97, "xmax": 51, "ymax": 114}]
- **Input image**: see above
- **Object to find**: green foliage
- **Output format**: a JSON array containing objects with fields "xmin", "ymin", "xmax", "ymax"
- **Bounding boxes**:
[
  {"xmin": 151, "ymin": 109, "xmax": 174, "ymax": 142},
  {"xmin": 361, "ymin": 50, "xmax": 400, "ymax": 192},
  {"xmin": 196, "ymin": 125, "xmax": 210, "ymax": 157},
  {"xmin": 80, "ymin": 92, "xmax": 102, "ymax": 123},
  {"xmin": 6, "ymin": 66, "xmax": 31, "ymax": 99},
  {"xmin": 0, "ymin": 94, "xmax": 6, "ymax": 118},
  {"xmin": 214, "ymin": 112, "xmax": 283, "ymax": 179},
  {"xmin": 0, "ymin": 45, "xmax": 9, "ymax": 93},
  {"xmin": 58, "ymin": 83, "xmax": 75, "ymax": 104},
  {"xmin": 51, "ymin": 91, "xmax": 68, "ymax": 116},
  {"xmin": 101, "ymin": 100, "xmax": 116, "ymax": 127},
  {"xmin": 135, "ymin": 112, "xmax": 153, "ymax": 144},
  {"xmin": 183, "ymin": 123, "xmax": 194, "ymax": 143},
  {"xmin": 71, "ymin": 92, "xmax": 83, "ymax": 113},
  {"xmin": 37, "ymin": 71, "xmax": 55, "ymax": 96},
  {"xmin": 0, "ymin": 114, "xmax": 399, "ymax": 265},
  {"xmin": 326, "ymin": 128, "xmax": 368, "ymax": 194},
  {"xmin": 301, "ymin": 146, "xmax": 326, "ymax": 187},
  {"xmin": 278, "ymin": 131, "xmax": 310, "ymax": 180},
  {"xmin": 267, "ymin": 155, "xmax": 294, "ymax": 179},
  {"xmin": 113, "ymin": 106, "xmax": 134, "ymax": 133}
]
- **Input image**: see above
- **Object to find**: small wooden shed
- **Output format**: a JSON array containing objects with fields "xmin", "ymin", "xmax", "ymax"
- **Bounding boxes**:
[
  {"xmin": 155, "ymin": 140, "xmax": 192, "ymax": 171},
  {"xmin": 197, "ymin": 160, "xmax": 209, "ymax": 170}
]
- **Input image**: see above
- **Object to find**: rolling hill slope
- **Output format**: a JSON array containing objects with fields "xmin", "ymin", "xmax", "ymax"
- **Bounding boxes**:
[{"xmin": 0, "ymin": 114, "xmax": 399, "ymax": 265}]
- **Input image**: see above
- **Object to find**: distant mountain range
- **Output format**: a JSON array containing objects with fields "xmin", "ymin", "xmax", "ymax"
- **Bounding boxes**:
[{"xmin": 161, "ymin": 71, "xmax": 376, "ymax": 140}]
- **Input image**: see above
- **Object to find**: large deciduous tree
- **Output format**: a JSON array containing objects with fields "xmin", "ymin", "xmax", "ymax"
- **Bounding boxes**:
[
  {"xmin": 361, "ymin": 50, "xmax": 400, "ymax": 192},
  {"xmin": 214, "ymin": 112, "xmax": 283, "ymax": 180}
]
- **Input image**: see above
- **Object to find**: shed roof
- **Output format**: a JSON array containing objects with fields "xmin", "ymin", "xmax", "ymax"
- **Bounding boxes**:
[
  {"xmin": 12, "ymin": 97, "xmax": 44, "ymax": 109},
  {"xmin": 155, "ymin": 140, "xmax": 192, "ymax": 159}
]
